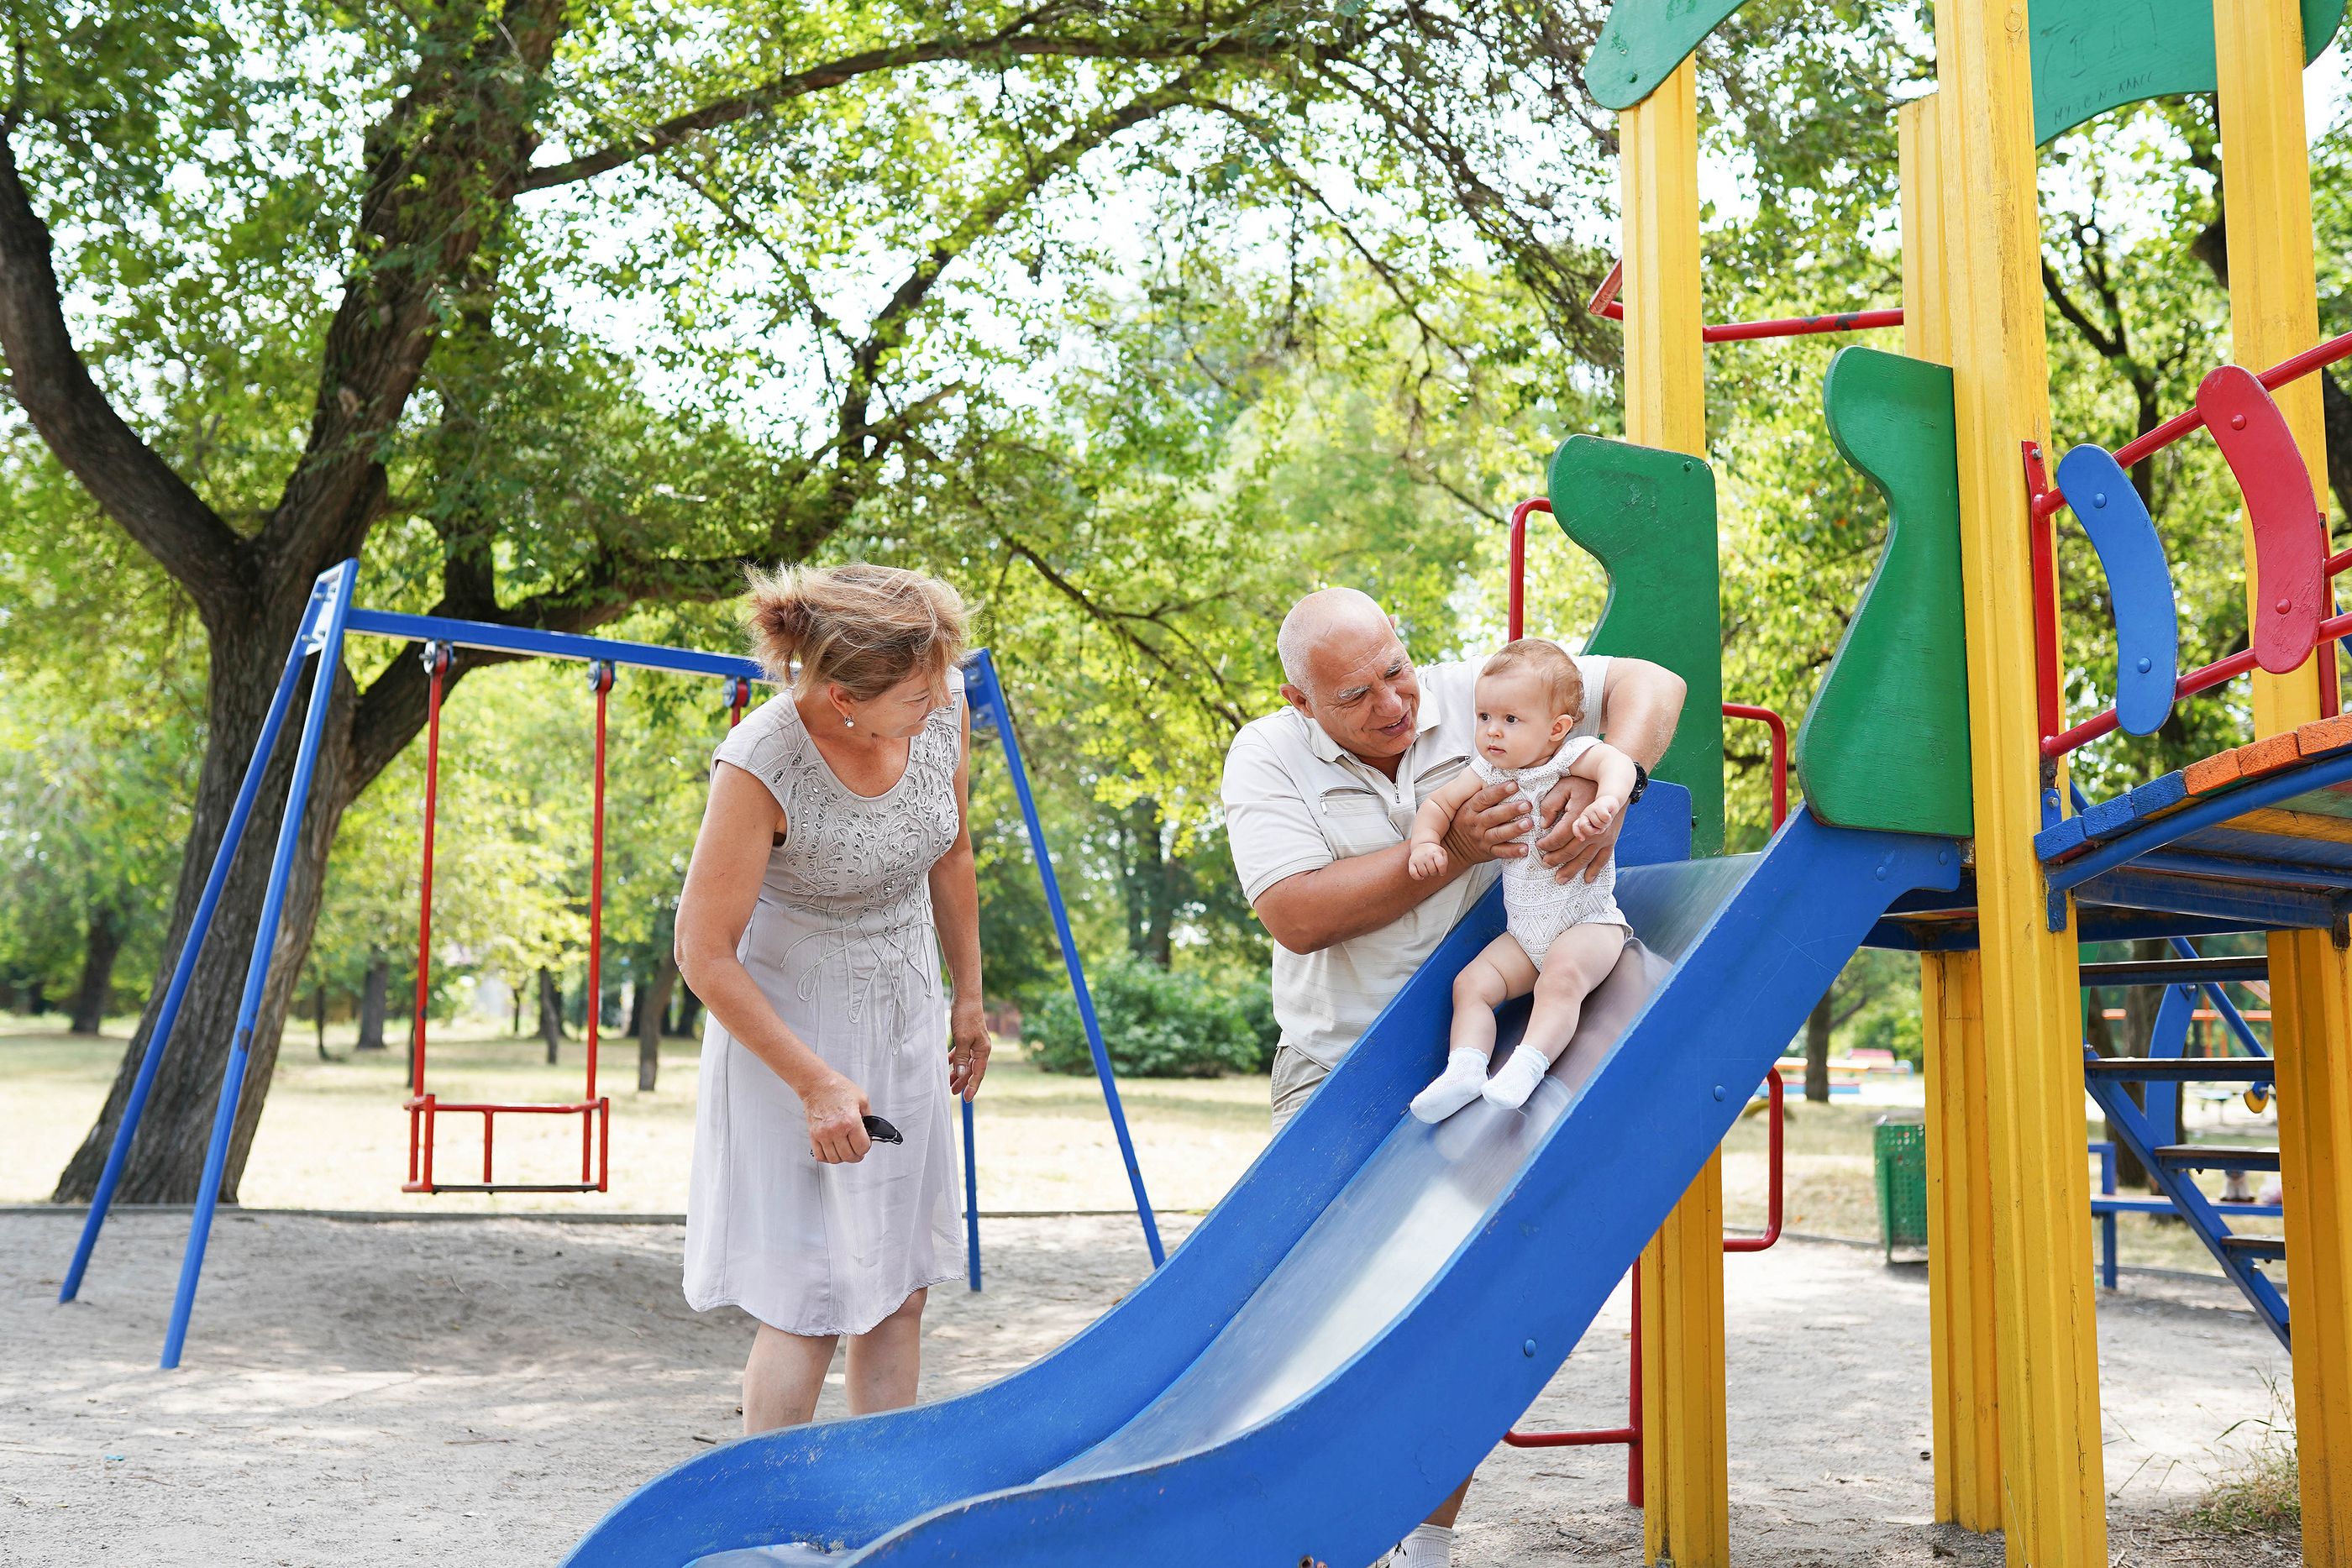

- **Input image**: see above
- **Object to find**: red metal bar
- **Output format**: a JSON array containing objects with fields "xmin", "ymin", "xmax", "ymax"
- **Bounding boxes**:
[
  {"xmin": 407, "ymin": 645, "xmax": 447, "ymax": 1188},
  {"xmin": 727, "ymin": 675, "xmax": 752, "ymax": 728},
  {"xmin": 2034, "ymin": 327, "xmax": 2352, "ymax": 523},
  {"xmin": 2022, "ymin": 443, "xmax": 2064, "ymax": 744},
  {"xmin": 1587, "ymin": 257, "xmax": 1901, "ymax": 343},
  {"xmin": 482, "ymin": 1108, "xmax": 495, "ymax": 1185},
  {"xmin": 1508, "ymin": 497, "xmax": 1551, "ymax": 639},
  {"xmin": 1723, "ymin": 1071, "xmax": 1785, "ymax": 1253},
  {"xmin": 1720, "ymin": 704, "xmax": 1789, "ymax": 831},
  {"xmin": 584, "ymin": 662, "xmax": 613, "ymax": 1183},
  {"xmin": 598, "ymin": 1096, "xmax": 611, "ymax": 1193}
]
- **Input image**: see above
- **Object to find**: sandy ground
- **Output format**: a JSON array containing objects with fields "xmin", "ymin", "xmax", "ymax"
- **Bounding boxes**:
[{"xmin": 0, "ymin": 1209, "xmax": 2296, "ymax": 1567}]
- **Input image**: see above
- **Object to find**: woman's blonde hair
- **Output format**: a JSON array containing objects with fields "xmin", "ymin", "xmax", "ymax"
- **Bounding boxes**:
[{"xmin": 743, "ymin": 563, "xmax": 969, "ymax": 701}]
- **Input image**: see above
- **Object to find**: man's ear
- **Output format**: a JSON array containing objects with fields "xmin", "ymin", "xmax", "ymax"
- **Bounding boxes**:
[{"xmin": 1279, "ymin": 683, "xmax": 1313, "ymax": 717}]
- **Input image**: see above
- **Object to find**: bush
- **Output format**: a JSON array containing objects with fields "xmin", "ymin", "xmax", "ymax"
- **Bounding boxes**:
[{"xmin": 1026, "ymin": 957, "xmax": 1278, "ymax": 1078}]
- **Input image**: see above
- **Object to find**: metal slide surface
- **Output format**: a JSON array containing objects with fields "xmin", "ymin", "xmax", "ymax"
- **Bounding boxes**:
[{"xmin": 569, "ymin": 809, "xmax": 1957, "ymax": 1568}]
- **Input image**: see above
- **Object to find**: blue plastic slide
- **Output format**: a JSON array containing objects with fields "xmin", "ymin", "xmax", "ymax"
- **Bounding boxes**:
[{"xmin": 568, "ymin": 803, "xmax": 1959, "ymax": 1567}]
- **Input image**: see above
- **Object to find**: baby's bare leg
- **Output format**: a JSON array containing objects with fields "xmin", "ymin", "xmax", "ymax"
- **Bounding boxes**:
[
  {"xmin": 1411, "ymin": 936, "xmax": 1538, "ymax": 1123},
  {"xmin": 1483, "ymin": 923, "xmax": 1628, "ymax": 1110}
]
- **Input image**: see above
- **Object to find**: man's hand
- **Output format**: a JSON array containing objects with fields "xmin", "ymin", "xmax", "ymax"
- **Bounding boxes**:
[
  {"xmin": 1535, "ymin": 774, "xmax": 1625, "ymax": 884},
  {"xmin": 1442, "ymin": 779, "xmax": 1534, "ymax": 868}
]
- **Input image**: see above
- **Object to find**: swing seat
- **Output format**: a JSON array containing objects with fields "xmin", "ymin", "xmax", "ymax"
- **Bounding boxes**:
[{"xmin": 402, "ymin": 1094, "xmax": 610, "ymax": 1194}]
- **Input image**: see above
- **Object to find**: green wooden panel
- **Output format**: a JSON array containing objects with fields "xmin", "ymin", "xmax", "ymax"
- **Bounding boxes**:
[
  {"xmin": 1797, "ymin": 348, "xmax": 1973, "ymax": 838},
  {"xmin": 1547, "ymin": 436, "xmax": 1726, "ymax": 857},
  {"xmin": 2032, "ymin": 0, "xmax": 2342, "ymax": 143},
  {"xmin": 1587, "ymin": 0, "xmax": 1746, "ymax": 112},
  {"xmin": 1589, "ymin": 0, "xmax": 2342, "ymax": 144}
]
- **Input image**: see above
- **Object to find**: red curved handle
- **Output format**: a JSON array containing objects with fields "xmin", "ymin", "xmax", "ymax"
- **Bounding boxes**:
[{"xmin": 2200, "ymin": 365, "xmax": 2327, "ymax": 675}]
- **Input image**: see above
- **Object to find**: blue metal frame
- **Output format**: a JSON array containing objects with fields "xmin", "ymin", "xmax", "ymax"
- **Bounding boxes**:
[
  {"xmin": 57, "ymin": 589, "xmax": 327, "ymax": 1307},
  {"xmin": 963, "ymin": 649, "xmax": 1163, "ymax": 1268},
  {"xmin": 164, "ymin": 561, "xmax": 359, "ymax": 1366},
  {"xmin": 66, "ymin": 562, "xmax": 1163, "ymax": 1361}
]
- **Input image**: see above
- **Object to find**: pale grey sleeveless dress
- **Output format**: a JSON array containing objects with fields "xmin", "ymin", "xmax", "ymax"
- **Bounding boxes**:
[{"xmin": 682, "ymin": 672, "xmax": 966, "ymax": 1336}]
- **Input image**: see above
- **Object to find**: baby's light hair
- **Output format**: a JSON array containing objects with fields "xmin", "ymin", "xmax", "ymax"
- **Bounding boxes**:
[{"xmin": 1480, "ymin": 638, "xmax": 1583, "ymax": 720}]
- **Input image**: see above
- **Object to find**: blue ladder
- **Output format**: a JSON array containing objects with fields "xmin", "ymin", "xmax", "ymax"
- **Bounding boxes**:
[{"xmin": 2079, "ymin": 941, "xmax": 2288, "ymax": 1348}]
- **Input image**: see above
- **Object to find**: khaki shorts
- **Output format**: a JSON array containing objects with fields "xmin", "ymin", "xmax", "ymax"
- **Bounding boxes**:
[{"xmin": 1270, "ymin": 1044, "xmax": 1331, "ymax": 1133}]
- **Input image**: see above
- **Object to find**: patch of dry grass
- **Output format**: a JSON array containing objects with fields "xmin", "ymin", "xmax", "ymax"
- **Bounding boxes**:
[{"xmin": 2190, "ymin": 1378, "xmax": 2301, "ymax": 1536}]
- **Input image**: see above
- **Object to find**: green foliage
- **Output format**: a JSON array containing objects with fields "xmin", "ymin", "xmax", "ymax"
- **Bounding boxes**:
[{"xmin": 1025, "ymin": 955, "xmax": 1277, "ymax": 1078}]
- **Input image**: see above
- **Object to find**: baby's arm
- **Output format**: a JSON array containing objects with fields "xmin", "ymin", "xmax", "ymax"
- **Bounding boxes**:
[
  {"xmin": 1408, "ymin": 770, "xmax": 1488, "ymax": 879},
  {"xmin": 1565, "ymin": 741, "xmax": 1640, "ymax": 840}
]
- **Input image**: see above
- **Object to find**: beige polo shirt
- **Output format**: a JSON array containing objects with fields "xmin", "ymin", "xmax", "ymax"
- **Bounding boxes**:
[{"xmin": 1223, "ymin": 651, "xmax": 1610, "ymax": 1070}]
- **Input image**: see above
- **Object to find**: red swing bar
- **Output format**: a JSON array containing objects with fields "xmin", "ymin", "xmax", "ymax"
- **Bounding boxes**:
[
  {"xmin": 403, "ymin": 653, "xmax": 612, "ymax": 1193},
  {"xmin": 1587, "ymin": 260, "xmax": 1903, "ymax": 344}
]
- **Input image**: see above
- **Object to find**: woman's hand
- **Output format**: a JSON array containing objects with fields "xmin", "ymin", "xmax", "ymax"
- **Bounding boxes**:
[
  {"xmin": 802, "ymin": 1072, "xmax": 873, "ymax": 1163},
  {"xmin": 948, "ymin": 996, "xmax": 992, "ymax": 1101}
]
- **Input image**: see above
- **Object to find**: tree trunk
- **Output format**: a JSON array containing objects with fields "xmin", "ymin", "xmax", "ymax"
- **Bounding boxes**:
[
  {"xmin": 675, "ymin": 983, "xmax": 702, "ymax": 1040},
  {"xmin": 68, "ymin": 906, "xmax": 124, "ymax": 1035},
  {"xmin": 315, "ymin": 983, "xmax": 328, "ymax": 1060},
  {"xmin": 53, "ymin": 633, "xmax": 374, "ymax": 1204},
  {"xmin": 511, "ymin": 980, "xmax": 522, "ymax": 1036},
  {"xmin": 354, "ymin": 952, "xmax": 390, "ymax": 1051},
  {"xmin": 1803, "ymin": 995, "xmax": 1833, "ymax": 1104},
  {"xmin": 638, "ymin": 943, "xmax": 678, "ymax": 1093},
  {"xmin": 539, "ymin": 967, "xmax": 565, "ymax": 1063},
  {"xmin": 28, "ymin": 979, "xmax": 47, "ymax": 1015}
]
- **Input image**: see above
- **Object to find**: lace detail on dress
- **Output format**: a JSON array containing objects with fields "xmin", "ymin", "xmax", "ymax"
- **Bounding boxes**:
[{"xmin": 713, "ymin": 686, "xmax": 963, "ymax": 958}]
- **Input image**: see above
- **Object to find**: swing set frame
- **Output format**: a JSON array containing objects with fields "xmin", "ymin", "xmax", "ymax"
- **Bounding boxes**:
[{"xmin": 59, "ymin": 559, "xmax": 1163, "ymax": 1369}]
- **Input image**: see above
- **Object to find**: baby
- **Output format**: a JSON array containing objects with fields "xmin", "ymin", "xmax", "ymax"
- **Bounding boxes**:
[{"xmin": 1404, "ymin": 639, "xmax": 1637, "ymax": 1120}]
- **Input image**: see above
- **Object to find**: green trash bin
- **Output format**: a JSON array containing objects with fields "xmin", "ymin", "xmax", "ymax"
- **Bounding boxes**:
[{"xmin": 1874, "ymin": 1117, "xmax": 1928, "ymax": 1261}]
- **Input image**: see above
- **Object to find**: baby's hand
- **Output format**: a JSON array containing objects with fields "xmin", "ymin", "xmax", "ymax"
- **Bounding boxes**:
[
  {"xmin": 1409, "ymin": 842, "xmax": 1449, "ymax": 880},
  {"xmin": 1572, "ymin": 796, "xmax": 1622, "ymax": 841}
]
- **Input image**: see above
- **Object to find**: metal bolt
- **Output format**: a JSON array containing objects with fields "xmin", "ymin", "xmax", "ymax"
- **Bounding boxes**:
[
  {"xmin": 2278, "ymin": 598, "xmax": 2293, "ymax": 614},
  {"xmin": 2136, "ymin": 658, "xmax": 2151, "ymax": 674},
  {"xmin": 1712, "ymin": 1084, "xmax": 1726, "ymax": 1102},
  {"xmin": 2233, "ymin": 412, "xmax": 2248, "ymax": 430},
  {"xmin": 1523, "ymin": 1338, "xmax": 1537, "ymax": 1357},
  {"xmin": 2092, "ymin": 491, "xmax": 2107, "ymax": 508}
]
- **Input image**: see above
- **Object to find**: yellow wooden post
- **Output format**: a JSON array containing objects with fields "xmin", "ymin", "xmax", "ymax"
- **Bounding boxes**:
[
  {"xmin": 2214, "ymin": 3, "xmax": 2352, "ymax": 1551},
  {"xmin": 1620, "ymin": 54, "xmax": 1729, "ymax": 1568},
  {"xmin": 1931, "ymin": 0, "xmax": 2108, "ymax": 1556},
  {"xmin": 1900, "ymin": 92, "xmax": 2005, "ymax": 1535}
]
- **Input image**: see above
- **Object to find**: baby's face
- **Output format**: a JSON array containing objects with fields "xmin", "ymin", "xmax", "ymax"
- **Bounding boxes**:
[{"xmin": 1473, "ymin": 668, "xmax": 1574, "ymax": 768}]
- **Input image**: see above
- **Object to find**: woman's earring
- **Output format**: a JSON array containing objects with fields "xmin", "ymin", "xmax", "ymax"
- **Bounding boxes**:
[{"xmin": 843, "ymin": 715, "xmax": 855, "ymax": 729}]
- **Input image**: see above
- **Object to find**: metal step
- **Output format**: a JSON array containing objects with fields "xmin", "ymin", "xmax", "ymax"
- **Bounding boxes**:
[
  {"xmin": 2084, "ymin": 1057, "xmax": 2276, "ymax": 1083},
  {"xmin": 2154, "ymin": 1144, "xmax": 2281, "ymax": 1172},
  {"xmin": 2222, "ymin": 1235, "xmax": 2288, "ymax": 1262},
  {"xmin": 2079, "ymin": 955, "xmax": 2268, "ymax": 988}
]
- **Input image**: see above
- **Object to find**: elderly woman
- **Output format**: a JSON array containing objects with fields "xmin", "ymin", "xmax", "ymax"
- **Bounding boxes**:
[{"xmin": 675, "ymin": 562, "xmax": 990, "ymax": 1433}]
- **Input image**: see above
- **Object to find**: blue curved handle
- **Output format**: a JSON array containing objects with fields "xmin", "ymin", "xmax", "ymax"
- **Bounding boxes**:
[{"xmin": 2057, "ymin": 444, "xmax": 2179, "ymax": 737}]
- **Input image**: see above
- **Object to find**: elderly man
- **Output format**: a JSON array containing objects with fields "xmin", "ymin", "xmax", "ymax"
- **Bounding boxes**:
[{"xmin": 1221, "ymin": 585, "xmax": 1686, "ymax": 1568}]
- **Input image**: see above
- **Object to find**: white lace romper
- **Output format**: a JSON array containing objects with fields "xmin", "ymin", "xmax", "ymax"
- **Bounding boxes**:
[
  {"xmin": 682, "ymin": 671, "xmax": 966, "ymax": 1337},
  {"xmin": 1473, "ymin": 737, "xmax": 1630, "ymax": 970}
]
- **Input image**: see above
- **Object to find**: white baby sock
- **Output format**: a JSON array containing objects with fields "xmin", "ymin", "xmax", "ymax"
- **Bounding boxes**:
[
  {"xmin": 1388, "ymin": 1523, "xmax": 1455, "ymax": 1567},
  {"xmin": 1410, "ymin": 1049, "xmax": 1490, "ymax": 1123},
  {"xmin": 1483, "ymin": 1046, "xmax": 1550, "ymax": 1109}
]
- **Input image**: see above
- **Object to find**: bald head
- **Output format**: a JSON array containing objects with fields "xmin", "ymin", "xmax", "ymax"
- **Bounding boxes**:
[
  {"xmin": 1276, "ymin": 587, "xmax": 1421, "ymax": 766},
  {"xmin": 1277, "ymin": 588, "xmax": 1392, "ymax": 686}
]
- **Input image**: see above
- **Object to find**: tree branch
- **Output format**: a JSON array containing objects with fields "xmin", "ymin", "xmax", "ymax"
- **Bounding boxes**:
[
  {"xmin": 519, "ymin": 19, "xmax": 1272, "ymax": 194},
  {"xmin": 0, "ymin": 132, "xmax": 251, "ymax": 620}
]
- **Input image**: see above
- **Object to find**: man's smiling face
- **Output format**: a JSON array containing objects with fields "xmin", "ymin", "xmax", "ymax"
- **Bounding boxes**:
[{"xmin": 1285, "ymin": 612, "xmax": 1420, "ymax": 763}]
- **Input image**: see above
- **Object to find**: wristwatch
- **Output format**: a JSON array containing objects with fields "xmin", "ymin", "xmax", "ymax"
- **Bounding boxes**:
[{"xmin": 1627, "ymin": 763, "xmax": 1650, "ymax": 805}]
